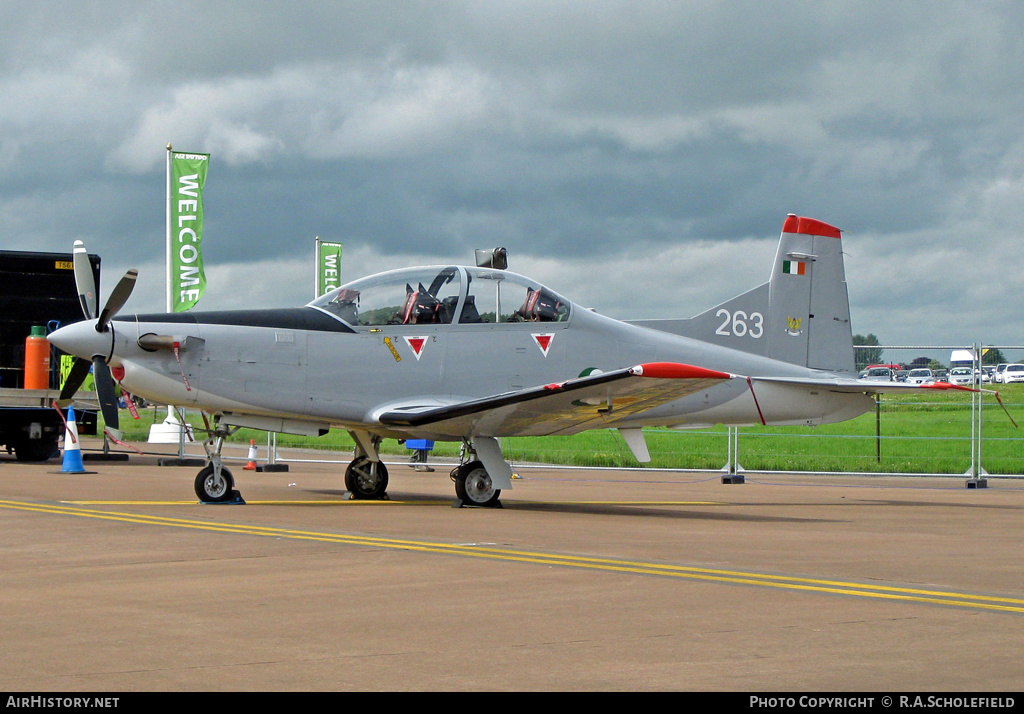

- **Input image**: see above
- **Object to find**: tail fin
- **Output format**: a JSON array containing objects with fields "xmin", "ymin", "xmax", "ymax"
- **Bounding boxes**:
[{"xmin": 628, "ymin": 214, "xmax": 855, "ymax": 375}]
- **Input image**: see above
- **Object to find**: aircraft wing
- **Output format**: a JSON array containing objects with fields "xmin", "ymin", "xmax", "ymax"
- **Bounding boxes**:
[{"xmin": 376, "ymin": 362, "xmax": 733, "ymax": 437}]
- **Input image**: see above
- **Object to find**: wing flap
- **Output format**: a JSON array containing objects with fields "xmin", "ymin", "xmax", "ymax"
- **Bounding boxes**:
[{"xmin": 377, "ymin": 362, "xmax": 732, "ymax": 437}]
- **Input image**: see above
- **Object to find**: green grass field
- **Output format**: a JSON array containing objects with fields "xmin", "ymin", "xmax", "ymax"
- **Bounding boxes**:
[{"xmin": 116, "ymin": 384, "xmax": 1024, "ymax": 475}]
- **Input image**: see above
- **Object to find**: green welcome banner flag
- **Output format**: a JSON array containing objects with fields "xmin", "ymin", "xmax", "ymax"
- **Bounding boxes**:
[
  {"xmin": 168, "ymin": 151, "xmax": 209, "ymax": 312},
  {"xmin": 316, "ymin": 238, "xmax": 343, "ymax": 297}
]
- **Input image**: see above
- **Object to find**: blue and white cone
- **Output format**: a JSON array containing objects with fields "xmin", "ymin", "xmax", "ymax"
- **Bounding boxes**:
[{"xmin": 61, "ymin": 407, "xmax": 86, "ymax": 474}]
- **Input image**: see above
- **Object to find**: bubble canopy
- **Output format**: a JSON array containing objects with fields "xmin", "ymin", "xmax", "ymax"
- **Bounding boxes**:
[{"xmin": 308, "ymin": 265, "xmax": 571, "ymax": 327}]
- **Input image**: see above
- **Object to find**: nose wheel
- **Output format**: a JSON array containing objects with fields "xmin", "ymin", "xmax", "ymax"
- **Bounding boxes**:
[{"xmin": 195, "ymin": 464, "xmax": 236, "ymax": 503}]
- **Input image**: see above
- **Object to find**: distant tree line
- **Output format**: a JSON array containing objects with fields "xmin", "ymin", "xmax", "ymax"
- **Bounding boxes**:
[{"xmin": 853, "ymin": 334, "xmax": 882, "ymax": 371}]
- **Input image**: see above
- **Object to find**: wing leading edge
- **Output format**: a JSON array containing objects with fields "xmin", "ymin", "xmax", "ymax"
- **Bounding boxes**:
[{"xmin": 376, "ymin": 362, "xmax": 733, "ymax": 438}]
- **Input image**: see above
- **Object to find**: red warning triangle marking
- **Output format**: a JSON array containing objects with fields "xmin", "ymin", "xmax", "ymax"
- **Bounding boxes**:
[
  {"xmin": 404, "ymin": 336, "xmax": 427, "ymax": 360},
  {"xmin": 532, "ymin": 333, "xmax": 554, "ymax": 357}
]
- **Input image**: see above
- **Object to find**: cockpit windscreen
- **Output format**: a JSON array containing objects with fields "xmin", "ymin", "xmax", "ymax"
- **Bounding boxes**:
[{"xmin": 310, "ymin": 266, "xmax": 570, "ymax": 326}]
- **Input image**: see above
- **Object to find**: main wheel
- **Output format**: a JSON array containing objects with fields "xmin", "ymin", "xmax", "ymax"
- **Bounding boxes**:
[
  {"xmin": 345, "ymin": 457, "xmax": 389, "ymax": 499},
  {"xmin": 454, "ymin": 461, "xmax": 501, "ymax": 507},
  {"xmin": 195, "ymin": 464, "xmax": 235, "ymax": 503}
]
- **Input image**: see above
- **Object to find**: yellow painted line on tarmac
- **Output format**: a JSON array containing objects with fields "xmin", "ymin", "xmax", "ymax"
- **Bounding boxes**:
[
  {"xmin": 62, "ymin": 500, "xmax": 446, "ymax": 506},
  {"xmin": 539, "ymin": 500, "xmax": 723, "ymax": 506},
  {"xmin": 2, "ymin": 498, "xmax": 1022, "ymax": 614},
  {"xmin": 60, "ymin": 499, "xmax": 723, "ymax": 507}
]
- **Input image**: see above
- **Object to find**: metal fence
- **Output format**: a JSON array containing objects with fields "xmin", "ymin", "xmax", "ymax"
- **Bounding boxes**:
[
  {"xmin": 123, "ymin": 344, "xmax": 1024, "ymax": 484},
  {"xmin": 145, "ymin": 396, "xmax": 1023, "ymax": 484}
]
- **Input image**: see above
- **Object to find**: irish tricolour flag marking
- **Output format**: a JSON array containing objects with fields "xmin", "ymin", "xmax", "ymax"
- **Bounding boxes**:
[{"xmin": 782, "ymin": 260, "xmax": 806, "ymax": 275}]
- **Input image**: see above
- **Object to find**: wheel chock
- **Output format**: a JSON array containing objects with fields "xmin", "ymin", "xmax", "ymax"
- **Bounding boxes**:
[
  {"xmin": 198, "ymin": 490, "xmax": 246, "ymax": 505},
  {"xmin": 451, "ymin": 498, "xmax": 502, "ymax": 509},
  {"xmin": 343, "ymin": 491, "xmax": 390, "ymax": 501},
  {"xmin": 257, "ymin": 463, "xmax": 290, "ymax": 472}
]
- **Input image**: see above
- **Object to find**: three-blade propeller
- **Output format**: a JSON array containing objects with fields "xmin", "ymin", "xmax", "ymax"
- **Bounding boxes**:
[{"xmin": 56, "ymin": 240, "xmax": 138, "ymax": 440}]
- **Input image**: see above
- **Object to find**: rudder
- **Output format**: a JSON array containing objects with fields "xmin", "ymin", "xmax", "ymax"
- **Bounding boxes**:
[
  {"xmin": 628, "ymin": 214, "xmax": 855, "ymax": 374},
  {"xmin": 765, "ymin": 215, "xmax": 854, "ymax": 374}
]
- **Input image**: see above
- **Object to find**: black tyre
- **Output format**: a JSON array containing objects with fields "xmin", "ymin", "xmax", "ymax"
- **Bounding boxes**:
[
  {"xmin": 14, "ymin": 437, "xmax": 59, "ymax": 462},
  {"xmin": 454, "ymin": 461, "xmax": 501, "ymax": 507},
  {"xmin": 195, "ymin": 464, "xmax": 235, "ymax": 503},
  {"xmin": 344, "ymin": 457, "xmax": 389, "ymax": 499}
]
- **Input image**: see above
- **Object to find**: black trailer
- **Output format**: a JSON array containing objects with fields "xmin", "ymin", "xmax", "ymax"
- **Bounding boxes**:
[{"xmin": 0, "ymin": 249, "xmax": 100, "ymax": 460}]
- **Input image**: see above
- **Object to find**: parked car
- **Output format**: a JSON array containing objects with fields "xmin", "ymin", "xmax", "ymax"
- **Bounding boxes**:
[
  {"xmin": 1002, "ymin": 364, "xmax": 1024, "ymax": 384},
  {"xmin": 948, "ymin": 367, "xmax": 974, "ymax": 386},
  {"xmin": 993, "ymin": 363, "xmax": 1009, "ymax": 384},
  {"xmin": 905, "ymin": 368, "xmax": 934, "ymax": 385},
  {"xmin": 859, "ymin": 367, "xmax": 895, "ymax": 382}
]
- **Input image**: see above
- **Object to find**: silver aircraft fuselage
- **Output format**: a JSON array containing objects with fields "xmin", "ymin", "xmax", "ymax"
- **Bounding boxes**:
[{"xmin": 50, "ymin": 263, "xmax": 874, "ymax": 443}]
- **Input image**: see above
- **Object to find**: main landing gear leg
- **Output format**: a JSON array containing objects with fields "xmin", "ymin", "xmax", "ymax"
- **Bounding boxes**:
[
  {"xmin": 450, "ymin": 438, "xmax": 504, "ymax": 508},
  {"xmin": 195, "ymin": 420, "xmax": 244, "ymax": 504},
  {"xmin": 344, "ymin": 431, "xmax": 389, "ymax": 500}
]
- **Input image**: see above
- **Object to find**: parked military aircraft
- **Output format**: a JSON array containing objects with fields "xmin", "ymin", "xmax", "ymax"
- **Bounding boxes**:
[{"xmin": 50, "ymin": 214, "xmax": 965, "ymax": 507}]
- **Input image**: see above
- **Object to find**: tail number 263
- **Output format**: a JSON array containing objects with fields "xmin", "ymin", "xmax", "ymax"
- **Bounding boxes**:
[{"xmin": 715, "ymin": 309, "xmax": 764, "ymax": 339}]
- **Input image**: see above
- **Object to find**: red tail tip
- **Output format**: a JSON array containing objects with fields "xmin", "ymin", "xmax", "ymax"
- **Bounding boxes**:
[{"xmin": 782, "ymin": 214, "xmax": 842, "ymax": 239}]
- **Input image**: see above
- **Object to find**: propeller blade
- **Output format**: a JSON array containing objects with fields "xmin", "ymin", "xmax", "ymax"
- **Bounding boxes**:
[
  {"xmin": 96, "ymin": 269, "xmax": 138, "ymax": 332},
  {"xmin": 92, "ymin": 355, "xmax": 120, "ymax": 435},
  {"xmin": 72, "ymin": 240, "xmax": 97, "ymax": 320},
  {"xmin": 56, "ymin": 357, "xmax": 94, "ymax": 407}
]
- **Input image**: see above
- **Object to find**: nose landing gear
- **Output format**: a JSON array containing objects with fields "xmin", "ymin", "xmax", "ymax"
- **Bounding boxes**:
[{"xmin": 194, "ymin": 419, "xmax": 244, "ymax": 504}]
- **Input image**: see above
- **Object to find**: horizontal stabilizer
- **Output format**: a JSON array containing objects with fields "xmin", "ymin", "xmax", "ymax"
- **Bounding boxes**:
[{"xmin": 752, "ymin": 375, "xmax": 981, "ymax": 394}]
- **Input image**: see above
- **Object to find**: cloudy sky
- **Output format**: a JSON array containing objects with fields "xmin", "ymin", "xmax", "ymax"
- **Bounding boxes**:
[{"xmin": 4, "ymin": 1, "xmax": 1024, "ymax": 363}]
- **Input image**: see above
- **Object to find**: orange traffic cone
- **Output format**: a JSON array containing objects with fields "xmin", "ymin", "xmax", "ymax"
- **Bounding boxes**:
[{"xmin": 243, "ymin": 439, "xmax": 257, "ymax": 470}]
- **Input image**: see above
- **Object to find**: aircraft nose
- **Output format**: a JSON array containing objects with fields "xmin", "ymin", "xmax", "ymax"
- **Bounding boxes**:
[{"xmin": 48, "ymin": 320, "xmax": 113, "ymax": 360}]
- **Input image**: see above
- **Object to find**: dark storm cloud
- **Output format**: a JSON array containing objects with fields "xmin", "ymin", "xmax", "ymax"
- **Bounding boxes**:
[{"xmin": 3, "ymin": 1, "xmax": 1024, "ymax": 348}]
